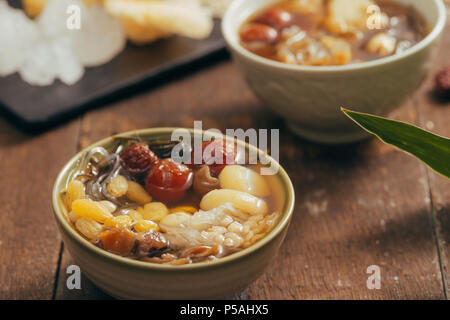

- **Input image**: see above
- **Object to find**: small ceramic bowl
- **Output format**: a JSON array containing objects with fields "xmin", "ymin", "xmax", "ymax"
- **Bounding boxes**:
[
  {"xmin": 52, "ymin": 128, "xmax": 295, "ymax": 299},
  {"xmin": 222, "ymin": 0, "xmax": 447, "ymax": 144}
]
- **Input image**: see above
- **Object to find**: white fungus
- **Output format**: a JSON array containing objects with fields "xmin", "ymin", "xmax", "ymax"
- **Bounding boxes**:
[
  {"xmin": 0, "ymin": 0, "xmax": 236, "ymax": 85},
  {"xmin": 50, "ymin": 37, "xmax": 85, "ymax": 85},
  {"xmin": 38, "ymin": 0, "xmax": 77, "ymax": 39},
  {"xmin": 19, "ymin": 40, "xmax": 57, "ymax": 86},
  {"xmin": 71, "ymin": 3, "xmax": 126, "ymax": 67},
  {"xmin": 0, "ymin": 2, "xmax": 38, "ymax": 76},
  {"xmin": 1, "ymin": 0, "xmax": 126, "ymax": 86}
]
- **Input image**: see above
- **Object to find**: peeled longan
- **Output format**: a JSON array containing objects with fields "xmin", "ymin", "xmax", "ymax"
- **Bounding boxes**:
[
  {"xmin": 200, "ymin": 189, "xmax": 268, "ymax": 216},
  {"xmin": 219, "ymin": 165, "xmax": 270, "ymax": 197}
]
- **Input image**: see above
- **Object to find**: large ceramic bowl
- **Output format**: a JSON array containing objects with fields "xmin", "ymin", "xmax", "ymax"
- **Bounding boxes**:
[
  {"xmin": 222, "ymin": 0, "xmax": 447, "ymax": 143},
  {"xmin": 52, "ymin": 128, "xmax": 295, "ymax": 299}
]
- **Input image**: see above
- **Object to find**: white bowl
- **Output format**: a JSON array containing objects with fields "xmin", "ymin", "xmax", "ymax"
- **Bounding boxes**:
[{"xmin": 222, "ymin": 0, "xmax": 447, "ymax": 144}]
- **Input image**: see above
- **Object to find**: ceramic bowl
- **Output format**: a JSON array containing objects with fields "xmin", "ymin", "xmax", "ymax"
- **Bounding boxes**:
[
  {"xmin": 52, "ymin": 128, "xmax": 295, "ymax": 299},
  {"xmin": 222, "ymin": 0, "xmax": 447, "ymax": 143}
]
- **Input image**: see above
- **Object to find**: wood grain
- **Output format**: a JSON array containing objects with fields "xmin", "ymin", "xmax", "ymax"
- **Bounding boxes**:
[
  {"xmin": 53, "ymin": 61, "xmax": 445, "ymax": 299},
  {"xmin": 413, "ymin": 12, "xmax": 450, "ymax": 298},
  {"xmin": 0, "ymin": 118, "xmax": 80, "ymax": 299}
]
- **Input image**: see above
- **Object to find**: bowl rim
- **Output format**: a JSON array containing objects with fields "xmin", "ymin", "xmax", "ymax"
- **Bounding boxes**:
[
  {"xmin": 52, "ymin": 127, "xmax": 295, "ymax": 271},
  {"xmin": 222, "ymin": 0, "xmax": 447, "ymax": 73}
]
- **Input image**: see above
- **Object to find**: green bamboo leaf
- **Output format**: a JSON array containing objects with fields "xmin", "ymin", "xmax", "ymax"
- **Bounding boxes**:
[{"xmin": 342, "ymin": 108, "xmax": 450, "ymax": 179}]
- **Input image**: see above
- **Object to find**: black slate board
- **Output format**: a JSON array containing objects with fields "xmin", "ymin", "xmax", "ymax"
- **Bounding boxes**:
[{"xmin": 0, "ymin": 1, "xmax": 227, "ymax": 131}]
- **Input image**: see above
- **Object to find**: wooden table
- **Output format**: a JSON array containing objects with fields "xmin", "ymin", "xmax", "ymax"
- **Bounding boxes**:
[{"xmin": 0, "ymin": 12, "xmax": 449, "ymax": 301}]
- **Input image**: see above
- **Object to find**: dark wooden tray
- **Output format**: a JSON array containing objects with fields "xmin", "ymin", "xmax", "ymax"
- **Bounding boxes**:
[{"xmin": 0, "ymin": 1, "xmax": 227, "ymax": 131}]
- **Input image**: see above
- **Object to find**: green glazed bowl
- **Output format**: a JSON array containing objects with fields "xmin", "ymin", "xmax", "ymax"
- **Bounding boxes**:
[
  {"xmin": 223, "ymin": 0, "xmax": 446, "ymax": 143},
  {"xmin": 52, "ymin": 128, "xmax": 295, "ymax": 299}
]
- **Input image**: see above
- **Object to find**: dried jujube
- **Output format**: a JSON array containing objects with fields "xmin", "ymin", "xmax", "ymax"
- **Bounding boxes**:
[
  {"xmin": 145, "ymin": 158, "xmax": 193, "ymax": 203},
  {"xmin": 255, "ymin": 8, "xmax": 294, "ymax": 30},
  {"xmin": 120, "ymin": 142, "xmax": 158, "ymax": 176},
  {"xmin": 436, "ymin": 67, "xmax": 450, "ymax": 98}
]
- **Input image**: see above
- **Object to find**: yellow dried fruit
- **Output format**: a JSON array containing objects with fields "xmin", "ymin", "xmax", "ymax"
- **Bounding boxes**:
[
  {"xmin": 141, "ymin": 202, "xmax": 169, "ymax": 222},
  {"xmin": 83, "ymin": 0, "xmax": 104, "ymax": 5},
  {"xmin": 99, "ymin": 200, "xmax": 117, "ymax": 213},
  {"xmin": 169, "ymin": 206, "xmax": 197, "ymax": 214},
  {"xmin": 104, "ymin": 215, "xmax": 133, "ymax": 228},
  {"xmin": 320, "ymin": 36, "xmax": 352, "ymax": 65},
  {"xmin": 22, "ymin": 0, "xmax": 48, "ymax": 18},
  {"xmin": 116, "ymin": 14, "xmax": 171, "ymax": 45},
  {"xmin": 107, "ymin": 175, "xmax": 129, "ymax": 197},
  {"xmin": 72, "ymin": 199, "xmax": 114, "ymax": 223},
  {"xmin": 126, "ymin": 181, "xmax": 152, "ymax": 204},
  {"xmin": 75, "ymin": 217, "xmax": 103, "ymax": 240},
  {"xmin": 66, "ymin": 180, "xmax": 85, "ymax": 210},
  {"xmin": 68, "ymin": 211, "xmax": 79, "ymax": 224},
  {"xmin": 160, "ymin": 212, "xmax": 191, "ymax": 228},
  {"xmin": 22, "ymin": 0, "xmax": 104, "ymax": 18},
  {"xmin": 104, "ymin": 0, "xmax": 213, "ymax": 42},
  {"xmin": 127, "ymin": 209, "xmax": 143, "ymax": 222},
  {"xmin": 137, "ymin": 206, "xmax": 145, "ymax": 214},
  {"xmin": 134, "ymin": 220, "xmax": 160, "ymax": 232}
]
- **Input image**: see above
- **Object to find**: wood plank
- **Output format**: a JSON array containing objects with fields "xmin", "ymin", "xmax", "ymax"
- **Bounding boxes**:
[
  {"xmin": 243, "ymin": 124, "xmax": 443, "ymax": 299},
  {"xmin": 54, "ymin": 244, "xmax": 113, "ymax": 300},
  {"xmin": 54, "ymin": 61, "xmax": 444, "ymax": 299},
  {"xmin": 412, "ymin": 9, "xmax": 450, "ymax": 298},
  {"xmin": 0, "ymin": 118, "xmax": 80, "ymax": 299}
]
